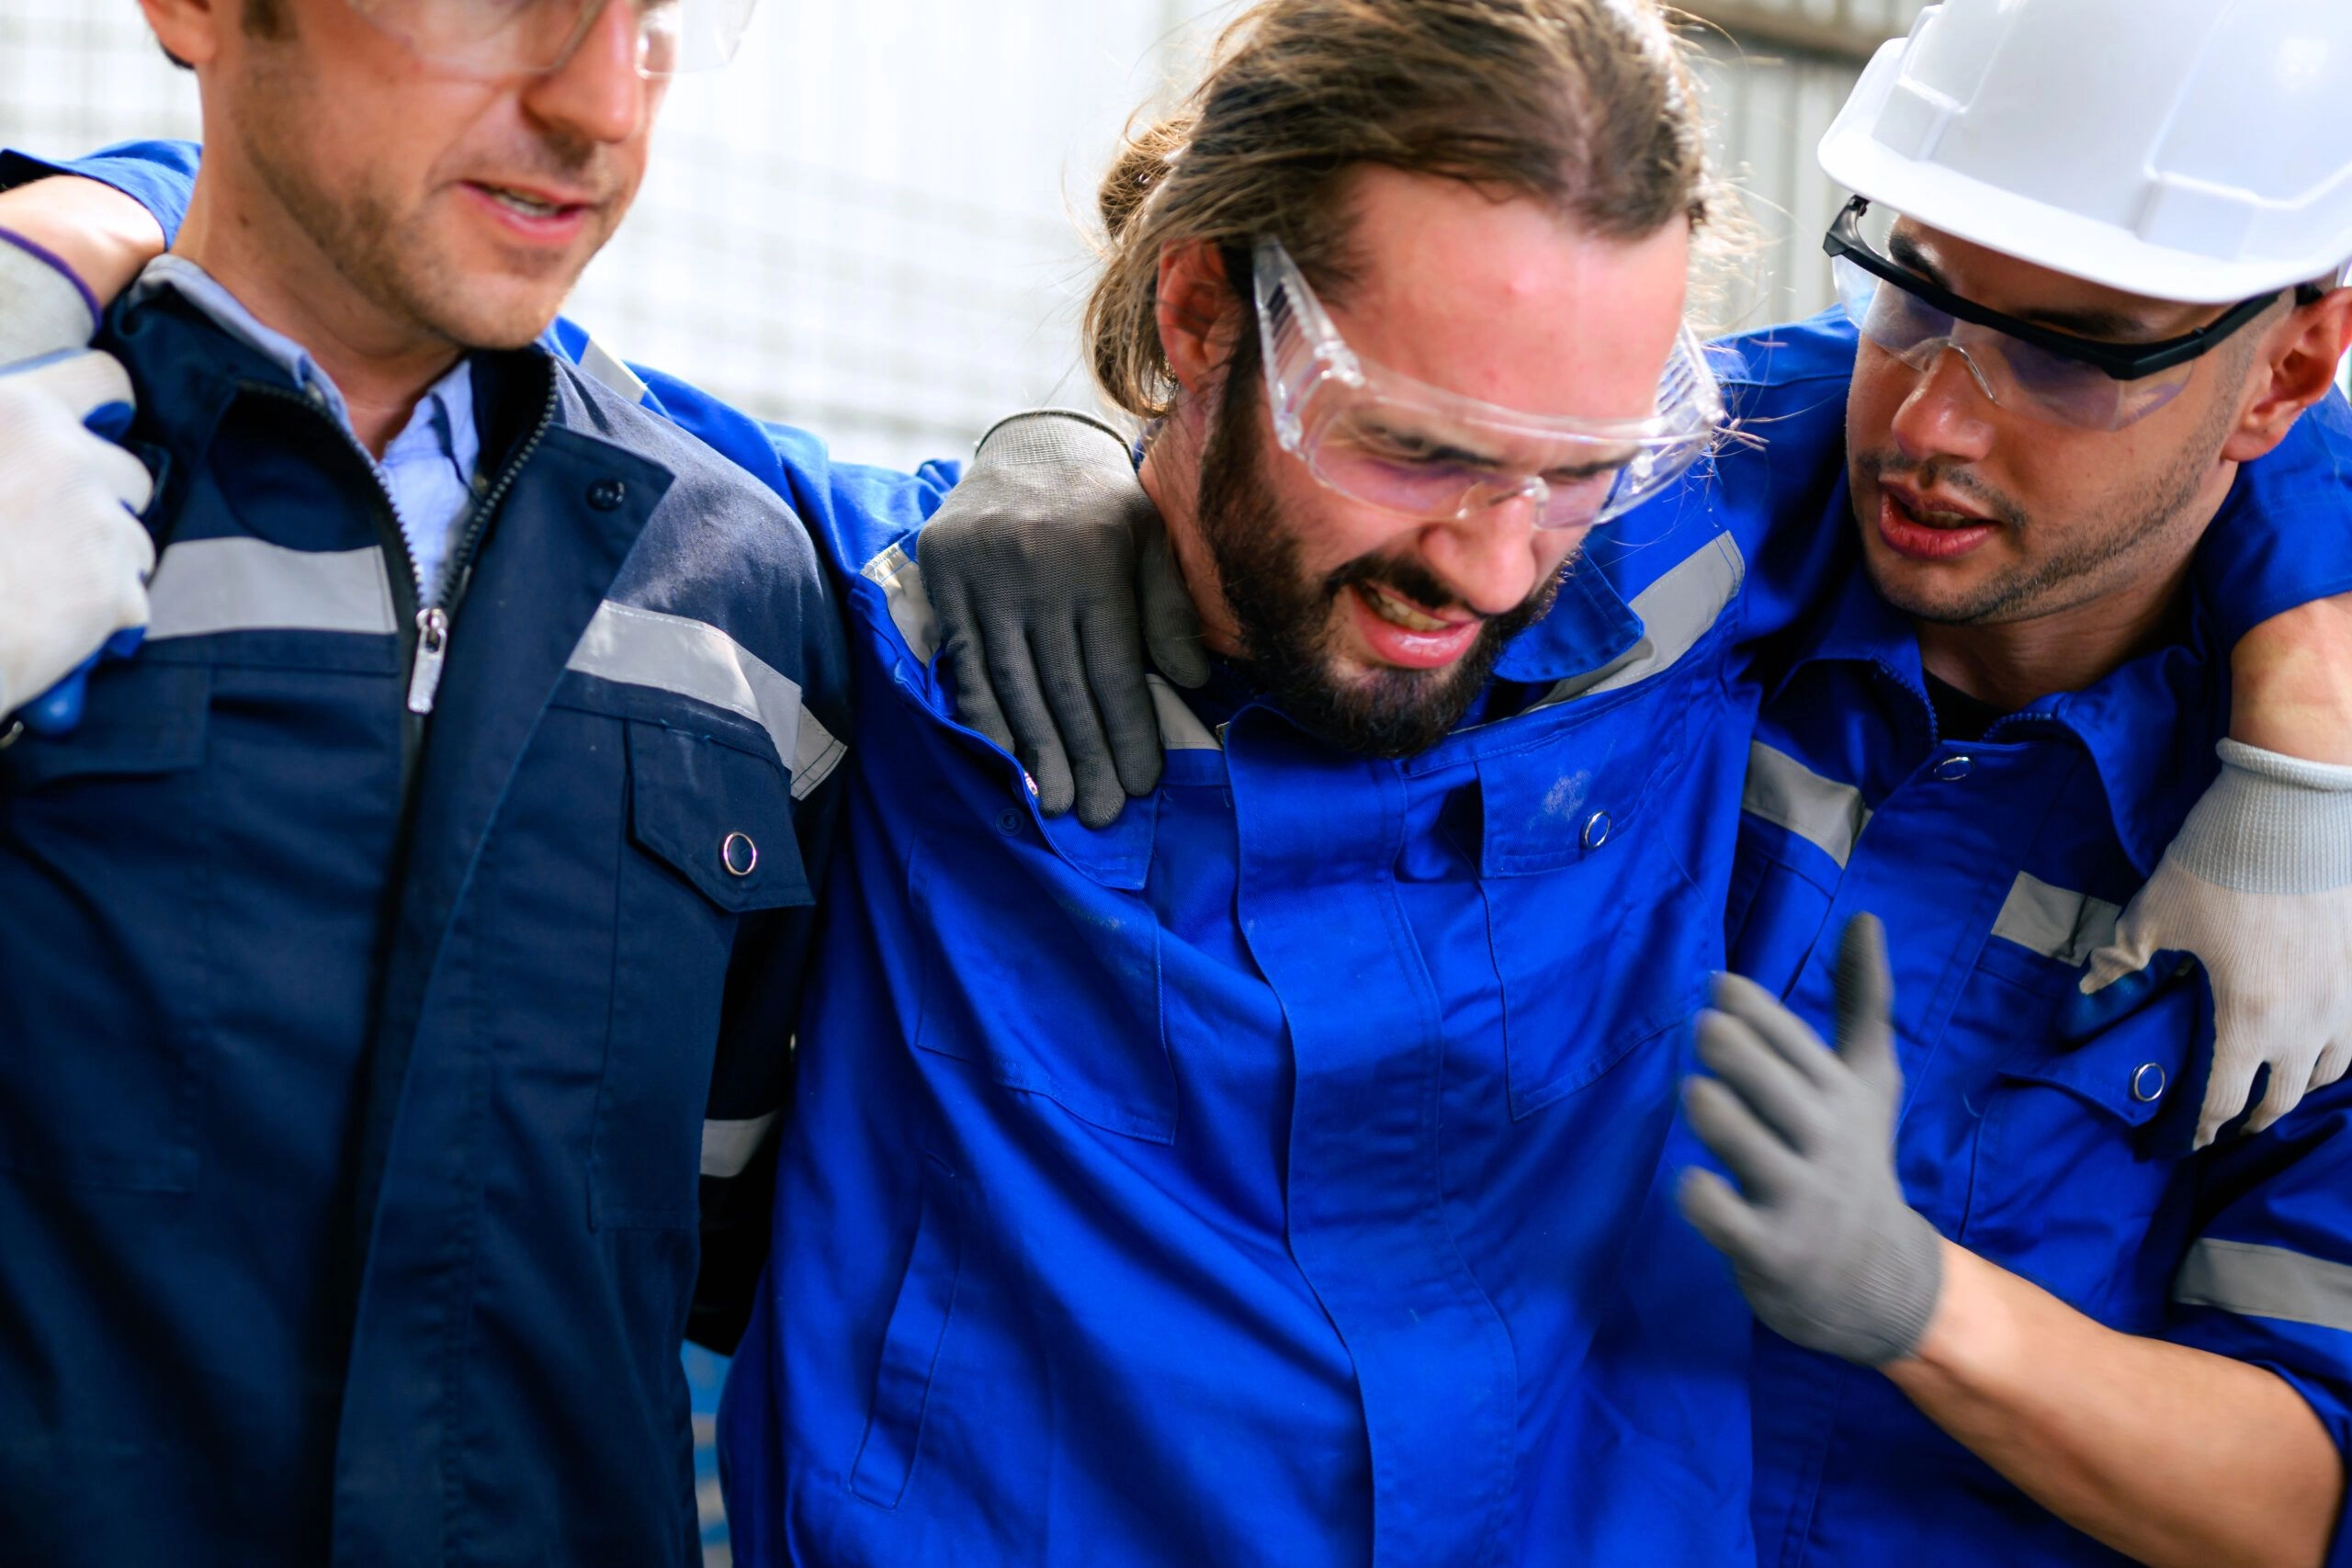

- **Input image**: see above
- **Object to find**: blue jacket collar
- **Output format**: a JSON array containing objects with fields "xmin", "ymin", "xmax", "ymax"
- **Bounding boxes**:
[{"xmin": 1775, "ymin": 548, "xmax": 2227, "ymax": 878}]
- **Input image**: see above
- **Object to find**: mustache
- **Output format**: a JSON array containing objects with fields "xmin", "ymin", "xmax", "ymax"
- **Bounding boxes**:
[
  {"xmin": 462, "ymin": 131, "xmax": 621, "ymax": 198},
  {"xmin": 1853, "ymin": 449, "xmax": 2029, "ymax": 531},
  {"xmin": 1323, "ymin": 552, "xmax": 1483, "ymax": 620}
]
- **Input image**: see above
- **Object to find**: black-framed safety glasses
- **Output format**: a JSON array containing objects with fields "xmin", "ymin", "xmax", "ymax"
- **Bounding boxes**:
[{"xmin": 1822, "ymin": 196, "xmax": 2312, "ymax": 431}]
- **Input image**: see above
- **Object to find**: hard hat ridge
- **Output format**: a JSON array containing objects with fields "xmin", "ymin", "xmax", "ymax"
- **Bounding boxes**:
[{"xmin": 1818, "ymin": 0, "xmax": 2352, "ymax": 305}]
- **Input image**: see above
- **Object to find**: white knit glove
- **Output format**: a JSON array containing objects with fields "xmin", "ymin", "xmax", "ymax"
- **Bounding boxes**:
[
  {"xmin": 0, "ymin": 229, "xmax": 103, "ymax": 364},
  {"xmin": 0, "ymin": 349, "xmax": 155, "ymax": 721},
  {"xmin": 2083, "ymin": 739, "xmax": 2352, "ymax": 1147}
]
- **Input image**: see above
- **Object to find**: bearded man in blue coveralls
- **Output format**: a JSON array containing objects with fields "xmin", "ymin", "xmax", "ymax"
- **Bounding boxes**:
[
  {"xmin": 12, "ymin": 3, "xmax": 2352, "ymax": 1568},
  {"xmin": 907, "ymin": 2, "xmax": 2352, "ymax": 1564},
  {"xmin": 684, "ymin": 3, "xmax": 2352, "ymax": 1563}
]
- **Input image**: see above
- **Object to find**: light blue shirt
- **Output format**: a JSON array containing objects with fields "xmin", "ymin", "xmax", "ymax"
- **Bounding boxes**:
[{"xmin": 130, "ymin": 254, "xmax": 481, "ymax": 598}]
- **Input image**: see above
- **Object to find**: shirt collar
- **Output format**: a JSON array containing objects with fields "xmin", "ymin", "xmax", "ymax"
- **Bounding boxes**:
[
  {"xmin": 1770, "ymin": 502, "xmax": 2227, "ymax": 878},
  {"xmin": 129, "ymin": 254, "xmax": 478, "ymax": 473}
]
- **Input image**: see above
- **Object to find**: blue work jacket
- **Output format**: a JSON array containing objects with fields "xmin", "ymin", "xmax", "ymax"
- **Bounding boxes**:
[
  {"xmin": 1724, "ymin": 400, "xmax": 2352, "ymax": 1568},
  {"xmin": 689, "ymin": 319, "xmax": 2352, "ymax": 1565},
  {"xmin": 0, "ymin": 157, "xmax": 851, "ymax": 1565}
]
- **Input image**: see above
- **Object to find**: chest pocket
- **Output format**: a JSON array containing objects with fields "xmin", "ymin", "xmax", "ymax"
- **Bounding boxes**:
[
  {"xmin": 592, "ymin": 718, "xmax": 811, "ymax": 1229},
  {"xmin": 907, "ymin": 804, "xmax": 1175, "ymax": 1145},
  {"xmin": 1476, "ymin": 660, "xmax": 1713, "ymax": 1120},
  {"xmin": 0, "ymin": 662, "xmax": 214, "ymax": 1190},
  {"xmin": 1957, "ymin": 952, "xmax": 2201, "ymax": 1319}
]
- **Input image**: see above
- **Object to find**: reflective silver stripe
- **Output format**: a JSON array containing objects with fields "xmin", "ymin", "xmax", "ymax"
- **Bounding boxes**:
[
  {"xmin": 1148, "ymin": 674, "xmax": 1222, "ymax": 751},
  {"xmin": 699, "ymin": 1112, "xmax": 780, "ymax": 1179},
  {"xmin": 1534, "ymin": 532, "xmax": 1747, "ymax": 708},
  {"xmin": 1991, "ymin": 871, "xmax": 2121, "ymax": 965},
  {"xmin": 146, "ymin": 539, "xmax": 398, "ymax": 641},
  {"xmin": 1743, "ymin": 742, "xmax": 1871, "ymax": 867},
  {"xmin": 860, "ymin": 542, "xmax": 939, "ymax": 664},
  {"xmin": 796, "ymin": 711, "xmax": 848, "ymax": 796},
  {"xmin": 576, "ymin": 337, "xmax": 650, "ymax": 405},
  {"xmin": 2175, "ymin": 1238, "xmax": 2352, "ymax": 1334},
  {"xmin": 567, "ymin": 602, "xmax": 831, "ymax": 798}
]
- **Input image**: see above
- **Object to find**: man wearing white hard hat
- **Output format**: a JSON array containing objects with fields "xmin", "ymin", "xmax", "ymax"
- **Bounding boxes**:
[{"xmin": 1668, "ymin": 3, "xmax": 2352, "ymax": 1564}]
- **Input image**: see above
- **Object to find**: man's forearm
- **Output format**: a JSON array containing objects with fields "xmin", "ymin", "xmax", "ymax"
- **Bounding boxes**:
[
  {"xmin": 0, "ymin": 175, "xmax": 166, "ymax": 309},
  {"xmin": 1883, "ymin": 1239, "xmax": 2343, "ymax": 1568},
  {"xmin": 2233, "ymin": 594, "xmax": 2352, "ymax": 763}
]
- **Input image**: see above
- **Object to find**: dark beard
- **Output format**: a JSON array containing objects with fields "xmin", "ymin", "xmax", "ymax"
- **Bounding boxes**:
[{"xmin": 1191, "ymin": 370, "xmax": 1559, "ymax": 758}]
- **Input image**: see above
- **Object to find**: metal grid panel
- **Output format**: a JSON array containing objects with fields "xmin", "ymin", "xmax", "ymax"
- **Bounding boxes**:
[{"xmin": 1683, "ymin": 1, "xmax": 1933, "ymax": 330}]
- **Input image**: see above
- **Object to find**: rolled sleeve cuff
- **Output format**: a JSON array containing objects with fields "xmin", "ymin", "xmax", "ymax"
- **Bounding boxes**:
[{"xmin": 0, "ymin": 139, "xmax": 202, "ymax": 246}]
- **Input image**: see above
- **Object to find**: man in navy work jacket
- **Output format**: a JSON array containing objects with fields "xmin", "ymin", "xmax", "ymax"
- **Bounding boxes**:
[
  {"xmin": 1667, "ymin": 4, "xmax": 2352, "ymax": 1564},
  {"xmin": 0, "ymin": 1, "xmax": 853, "ymax": 1561}
]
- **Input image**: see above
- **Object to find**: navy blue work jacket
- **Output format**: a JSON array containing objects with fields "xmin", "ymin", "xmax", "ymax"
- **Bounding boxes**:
[
  {"xmin": 669, "ymin": 316, "xmax": 2349, "ymax": 1566},
  {"xmin": 1724, "ymin": 399, "xmax": 2352, "ymax": 1568},
  {"xmin": 0, "ymin": 279, "xmax": 849, "ymax": 1563}
]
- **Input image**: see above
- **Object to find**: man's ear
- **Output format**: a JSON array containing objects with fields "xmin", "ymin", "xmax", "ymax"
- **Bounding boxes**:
[
  {"xmin": 1155, "ymin": 239, "xmax": 1245, "ymax": 399},
  {"xmin": 141, "ymin": 0, "xmax": 230, "ymax": 71},
  {"xmin": 2223, "ymin": 287, "xmax": 2352, "ymax": 464}
]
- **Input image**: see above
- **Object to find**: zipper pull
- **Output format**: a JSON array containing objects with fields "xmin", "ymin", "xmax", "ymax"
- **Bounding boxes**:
[{"xmin": 407, "ymin": 607, "xmax": 450, "ymax": 716}]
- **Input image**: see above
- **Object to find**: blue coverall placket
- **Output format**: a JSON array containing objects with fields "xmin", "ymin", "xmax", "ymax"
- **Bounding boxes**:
[{"xmin": 1227, "ymin": 716, "xmax": 1518, "ymax": 1568}]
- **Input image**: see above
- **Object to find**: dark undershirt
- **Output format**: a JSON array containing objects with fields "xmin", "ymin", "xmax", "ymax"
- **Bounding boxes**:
[{"xmin": 1924, "ymin": 671, "xmax": 2015, "ymax": 744}]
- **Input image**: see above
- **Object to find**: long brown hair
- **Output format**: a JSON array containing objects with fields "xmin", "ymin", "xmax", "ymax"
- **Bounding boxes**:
[{"xmin": 1085, "ymin": 0, "xmax": 1720, "ymax": 421}]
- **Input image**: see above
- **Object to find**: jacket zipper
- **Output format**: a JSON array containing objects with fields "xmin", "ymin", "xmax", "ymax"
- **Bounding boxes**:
[{"xmin": 239, "ymin": 368, "xmax": 560, "ymax": 782}]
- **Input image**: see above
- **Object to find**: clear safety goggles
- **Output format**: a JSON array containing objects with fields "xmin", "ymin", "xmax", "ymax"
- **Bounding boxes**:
[
  {"xmin": 1250, "ymin": 236, "xmax": 1725, "ymax": 534},
  {"xmin": 1824, "ymin": 197, "xmax": 2305, "ymax": 434},
  {"xmin": 344, "ymin": 0, "xmax": 757, "ymax": 78}
]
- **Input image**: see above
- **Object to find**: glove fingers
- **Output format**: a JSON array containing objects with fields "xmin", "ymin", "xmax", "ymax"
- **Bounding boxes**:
[
  {"xmin": 1134, "ymin": 502, "xmax": 1209, "ymax": 689},
  {"xmin": 2246, "ymin": 1064, "xmax": 2310, "ymax": 1136},
  {"xmin": 17, "ymin": 348, "xmax": 136, "ymax": 429},
  {"xmin": 1693, "ymin": 1010, "xmax": 1826, "ymax": 1152},
  {"xmin": 1832, "ymin": 914, "xmax": 1899, "ymax": 1092},
  {"xmin": 1711, "ymin": 972, "xmax": 1838, "ymax": 1089},
  {"xmin": 89, "ymin": 442, "xmax": 157, "ymax": 522},
  {"xmin": 1077, "ymin": 604, "xmax": 1165, "ymax": 803},
  {"xmin": 980, "ymin": 624, "xmax": 1076, "ymax": 818},
  {"xmin": 1026, "ymin": 623, "xmax": 1124, "ymax": 829},
  {"xmin": 2312, "ymin": 1037, "xmax": 2352, "ymax": 1098},
  {"xmin": 1682, "ymin": 1075, "xmax": 1804, "ymax": 1203},
  {"xmin": 2080, "ymin": 924, "xmax": 2158, "ymax": 996},
  {"xmin": 931, "ymin": 584, "xmax": 1020, "ymax": 756},
  {"xmin": 2196, "ymin": 1052, "xmax": 2263, "ymax": 1150},
  {"xmin": 1675, "ymin": 1168, "xmax": 1776, "ymax": 1272}
]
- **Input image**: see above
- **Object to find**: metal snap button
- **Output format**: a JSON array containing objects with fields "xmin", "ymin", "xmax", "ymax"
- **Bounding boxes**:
[
  {"xmin": 1582, "ymin": 810, "xmax": 1612, "ymax": 852},
  {"xmin": 720, "ymin": 831, "xmax": 759, "ymax": 878},
  {"xmin": 2131, "ymin": 1062, "xmax": 2167, "ymax": 1103},
  {"xmin": 996, "ymin": 808, "xmax": 1023, "ymax": 837},
  {"xmin": 588, "ymin": 479, "xmax": 628, "ymax": 512},
  {"xmin": 1935, "ymin": 755, "xmax": 1973, "ymax": 782}
]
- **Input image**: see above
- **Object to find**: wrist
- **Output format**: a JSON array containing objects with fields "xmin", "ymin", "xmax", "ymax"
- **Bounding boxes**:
[{"xmin": 1884, "ymin": 1240, "xmax": 2008, "ymax": 1393}]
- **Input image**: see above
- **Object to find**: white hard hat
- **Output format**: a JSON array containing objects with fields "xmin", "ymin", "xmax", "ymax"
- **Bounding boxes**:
[{"xmin": 1818, "ymin": 0, "xmax": 2352, "ymax": 305}]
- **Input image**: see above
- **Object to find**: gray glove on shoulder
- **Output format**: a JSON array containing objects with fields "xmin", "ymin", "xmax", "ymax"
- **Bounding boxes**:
[
  {"xmin": 1677, "ymin": 914, "xmax": 1945, "ymax": 1366},
  {"xmin": 917, "ymin": 409, "xmax": 1205, "ymax": 828}
]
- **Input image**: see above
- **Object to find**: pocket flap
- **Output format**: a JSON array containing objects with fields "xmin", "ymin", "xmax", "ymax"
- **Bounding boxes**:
[
  {"xmin": 1476, "ymin": 692, "xmax": 1678, "ymax": 878},
  {"xmin": 3, "ymin": 663, "xmax": 210, "ymax": 790},
  {"xmin": 1997, "ymin": 975, "xmax": 2204, "ymax": 1130},
  {"xmin": 628, "ymin": 720, "xmax": 810, "ymax": 912}
]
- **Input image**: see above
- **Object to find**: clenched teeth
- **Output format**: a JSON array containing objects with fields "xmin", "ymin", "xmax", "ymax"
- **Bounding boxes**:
[{"xmin": 1362, "ymin": 582, "xmax": 1453, "ymax": 632}]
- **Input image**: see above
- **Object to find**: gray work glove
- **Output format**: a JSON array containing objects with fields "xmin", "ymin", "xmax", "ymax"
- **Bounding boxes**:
[
  {"xmin": 1677, "ymin": 914, "xmax": 1945, "ymax": 1366},
  {"xmin": 919, "ymin": 409, "xmax": 1208, "ymax": 829},
  {"xmin": 2083, "ymin": 739, "xmax": 2352, "ymax": 1146}
]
